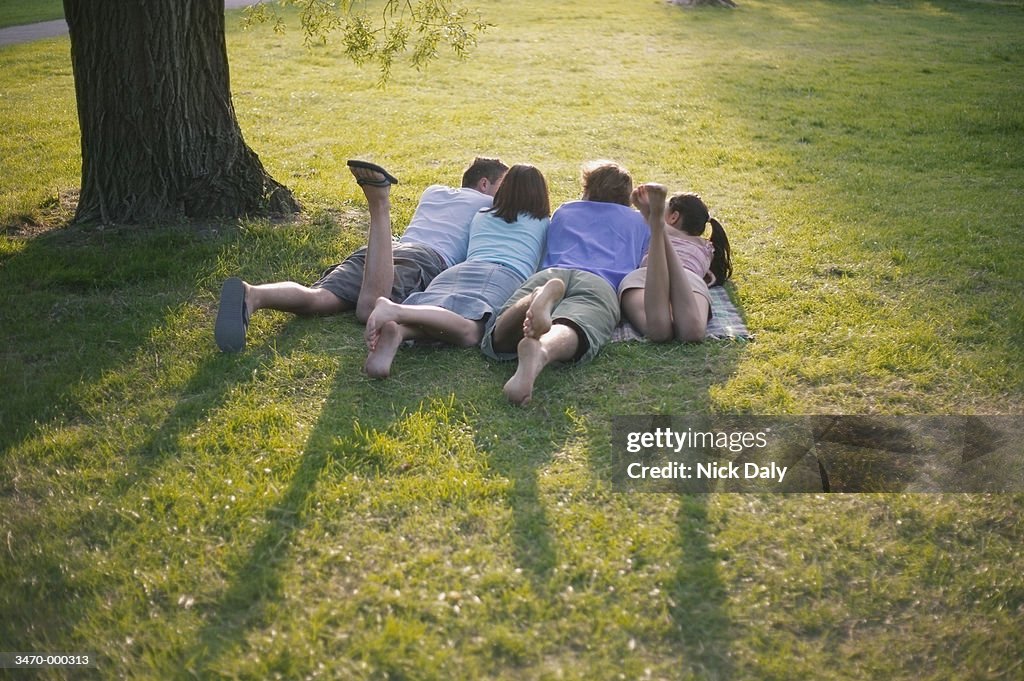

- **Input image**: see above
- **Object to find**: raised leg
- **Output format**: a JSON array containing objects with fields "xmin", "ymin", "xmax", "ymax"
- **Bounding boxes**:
[
  {"xmin": 349, "ymin": 165, "xmax": 397, "ymax": 322},
  {"xmin": 490, "ymin": 276, "xmax": 567, "ymax": 354},
  {"xmin": 637, "ymin": 184, "xmax": 674, "ymax": 342},
  {"xmin": 523, "ymin": 277, "xmax": 566, "ymax": 339},
  {"xmin": 623, "ymin": 183, "xmax": 708, "ymax": 343}
]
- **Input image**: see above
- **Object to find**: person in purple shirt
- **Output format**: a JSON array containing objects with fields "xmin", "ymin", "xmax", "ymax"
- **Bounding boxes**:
[{"xmin": 481, "ymin": 160, "xmax": 650, "ymax": 406}]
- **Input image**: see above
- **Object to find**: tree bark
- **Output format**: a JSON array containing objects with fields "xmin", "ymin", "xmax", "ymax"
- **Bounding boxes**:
[{"xmin": 63, "ymin": 0, "xmax": 299, "ymax": 224}]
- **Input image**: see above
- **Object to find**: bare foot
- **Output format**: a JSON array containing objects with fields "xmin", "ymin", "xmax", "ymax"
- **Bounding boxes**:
[
  {"xmin": 503, "ymin": 337, "xmax": 548, "ymax": 406},
  {"xmin": 523, "ymin": 278, "xmax": 566, "ymax": 340},
  {"xmin": 639, "ymin": 183, "xmax": 667, "ymax": 225},
  {"xmin": 364, "ymin": 320, "xmax": 403, "ymax": 378},
  {"xmin": 641, "ymin": 182, "xmax": 668, "ymax": 202},
  {"xmin": 364, "ymin": 297, "xmax": 403, "ymax": 349}
]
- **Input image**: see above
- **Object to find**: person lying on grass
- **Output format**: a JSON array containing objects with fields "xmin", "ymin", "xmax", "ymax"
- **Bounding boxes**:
[
  {"xmin": 619, "ymin": 184, "xmax": 732, "ymax": 342},
  {"xmin": 214, "ymin": 157, "xmax": 508, "ymax": 352},
  {"xmin": 363, "ymin": 164, "xmax": 552, "ymax": 378},
  {"xmin": 481, "ymin": 160, "xmax": 650, "ymax": 406}
]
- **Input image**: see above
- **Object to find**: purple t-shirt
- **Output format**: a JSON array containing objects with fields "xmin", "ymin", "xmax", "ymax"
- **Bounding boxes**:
[{"xmin": 540, "ymin": 200, "xmax": 651, "ymax": 290}]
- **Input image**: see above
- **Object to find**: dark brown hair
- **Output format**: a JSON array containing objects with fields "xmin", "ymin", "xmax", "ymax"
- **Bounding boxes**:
[
  {"xmin": 462, "ymin": 157, "xmax": 509, "ymax": 189},
  {"xmin": 488, "ymin": 164, "xmax": 551, "ymax": 222},
  {"xmin": 668, "ymin": 192, "xmax": 733, "ymax": 285},
  {"xmin": 581, "ymin": 160, "xmax": 633, "ymax": 206}
]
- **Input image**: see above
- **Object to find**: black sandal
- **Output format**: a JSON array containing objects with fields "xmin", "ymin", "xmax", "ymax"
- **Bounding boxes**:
[{"xmin": 346, "ymin": 159, "xmax": 399, "ymax": 186}]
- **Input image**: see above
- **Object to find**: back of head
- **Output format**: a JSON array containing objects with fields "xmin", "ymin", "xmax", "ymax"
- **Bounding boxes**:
[
  {"xmin": 462, "ymin": 157, "xmax": 509, "ymax": 189},
  {"xmin": 669, "ymin": 192, "xmax": 733, "ymax": 284},
  {"xmin": 581, "ymin": 160, "xmax": 633, "ymax": 206},
  {"xmin": 489, "ymin": 164, "xmax": 551, "ymax": 222},
  {"xmin": 669, "ymin": 193, "xmax": 711, "ymax": 236}
]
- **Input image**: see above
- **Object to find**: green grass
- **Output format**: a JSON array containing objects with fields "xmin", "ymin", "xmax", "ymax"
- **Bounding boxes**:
[
  {"xmin": 2, "ymin": 0, "xmax": 1024, "ymax": 678},
  {"xmin": 0, "ymin": 0, "xmax": 63, "ymax": 28}
]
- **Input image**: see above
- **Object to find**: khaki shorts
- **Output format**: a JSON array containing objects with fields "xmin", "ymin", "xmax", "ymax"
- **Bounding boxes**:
[
  {"xmin": 618, "ymin": 267, "xmax": 713, "ymax": 318},
  {"xmin": 481, "ymin": 268, "xmax": 621, "ymax": 364}
]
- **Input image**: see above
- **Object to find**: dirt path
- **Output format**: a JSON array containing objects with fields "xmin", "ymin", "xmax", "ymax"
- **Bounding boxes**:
[{"xmin": 0, "ymin": 1, "xmax": 257, "ymax": 47}]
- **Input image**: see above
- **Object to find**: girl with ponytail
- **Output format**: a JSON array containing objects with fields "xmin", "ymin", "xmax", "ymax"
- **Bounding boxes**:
[{"xmin": 618, "ymin": 185, "xmax": 732, "ymax": 342}]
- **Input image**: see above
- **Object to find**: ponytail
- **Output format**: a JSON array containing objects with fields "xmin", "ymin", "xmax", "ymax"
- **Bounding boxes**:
[{"xmin": 708, "ymin": 218, "xmax": 732, "ymax": 285}]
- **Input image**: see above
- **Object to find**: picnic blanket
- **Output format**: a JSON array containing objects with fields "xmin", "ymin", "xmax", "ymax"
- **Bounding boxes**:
[{"xmin": 611, "ymin": 284, "xmax": 752, "ymax": 342}]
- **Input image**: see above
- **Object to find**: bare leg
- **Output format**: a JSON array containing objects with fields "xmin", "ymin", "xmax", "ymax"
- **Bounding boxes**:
[
  {"xmin": 365, "ymin": 297, "xmax": 484, "ymax": 349},
  {"xmin": 215, "ymin": 276, "xmax": 348, "ymax": 352},
  {"xmin": 503, "ymin": 323, "xmax": 579, "ymax": 406},
  {"xmin": 624, "ymin": 184, "xmax": 709, "ymax": 343},
  {"xmin": 619, "ymin": 289, "xmax": 647, "ymax": 335},
  {"xmin": 638, "ymin": 184, "xmax": 675, "ymax": 343},
  {"xmin": 490, "ymin": 276, "xmax": 567, "ymax": 353},
  {"xmin": 350, "ymin": 166, "xmax": 397, "ymax": 322},
  {"xmin": 490, "ymin": 292, "xmax": 534, "ymax": 354},
  {"xmin": 523, "ymin": 278, "xmax": 566, "ymax": 339},
  {"xmin": 663, "ymin": 232, "xmax": 710, "ymax": 342},
  {"xmin": 246, "ymin": 280, "xmax": 350, "ymax": 316},
  {"xmin": 502, "ymin": 279, "xmax": 571, "ymax": 406}
]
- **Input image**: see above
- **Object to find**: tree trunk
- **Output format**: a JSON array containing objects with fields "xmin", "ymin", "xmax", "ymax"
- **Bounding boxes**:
[{"xmin": 63, "ymin": 0, "xmax": 299, "ymax": 224}]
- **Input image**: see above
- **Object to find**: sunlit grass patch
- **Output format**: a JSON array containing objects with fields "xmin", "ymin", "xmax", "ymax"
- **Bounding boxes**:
[{"xmin": 2, "ymin": 0, "xmax": 1024, "ymax": 678}]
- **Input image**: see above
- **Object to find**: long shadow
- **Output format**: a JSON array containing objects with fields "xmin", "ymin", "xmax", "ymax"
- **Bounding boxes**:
[
  {"xmin": 475, "ymin": 406, "xmax": 576, "ymax": 590},
  {"xmin": 584, "ymin": 336, "xmax": 749, "ymax": 676},
  {"xmin": 472, "ymin": 322, "xmax": 750, "ymax": 673},
  {"xmin": 173, "ymin": 336, "xmax": 577, "ymax": 671},
  {"xmin": 0, "ymin": 223, "xmax": 227, "ymax": 457},
  {"xmin": 670, "ymin": 494, "xmax": 736, "ymax": 680},
  {"xmin": 183, "ymin": 415, "xmax": 334, "ymax": 674},
  {"xmin": 0, "ymin": 315, "xmax": 315, "ymax": 657},
  {"xmin": 0, "ymin": 214, "xmax": 350, "ymax": 657},
  {"xmin": 0, "ymin": 223, "xmax": 234, "ymax": 652},
  {"xmin": 181, "ymin": 345, "xmax": 430, "ymax": 674}
]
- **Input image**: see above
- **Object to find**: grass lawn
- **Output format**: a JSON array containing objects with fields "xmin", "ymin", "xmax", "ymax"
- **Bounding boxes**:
[
  {"xmin": 2, "ymin": 0, "xmax": 1024, "ymax": 678},
  {"xmin": 0, "ymin": 0, "xmax": 63, "ymax": 28}
]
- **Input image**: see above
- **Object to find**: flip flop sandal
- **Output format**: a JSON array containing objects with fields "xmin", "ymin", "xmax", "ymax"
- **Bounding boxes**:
[
  {"xmin": 347, "ymin": 159, "xmax": 400, "ymax": 186},
  {"xmin": 215, "ymin": 277, "xmax": 249, "ymax": 352}
]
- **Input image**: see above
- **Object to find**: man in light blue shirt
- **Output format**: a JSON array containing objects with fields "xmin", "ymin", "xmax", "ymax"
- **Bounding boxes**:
[{"xmin": 215, "ymin": 157, "xmax": 507, "ymax": 352}]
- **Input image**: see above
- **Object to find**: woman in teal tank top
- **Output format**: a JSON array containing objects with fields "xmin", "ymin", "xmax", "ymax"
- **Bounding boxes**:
[{"xmin": 362, "ymin": 164, "xmax": 551, "ymax": 378}]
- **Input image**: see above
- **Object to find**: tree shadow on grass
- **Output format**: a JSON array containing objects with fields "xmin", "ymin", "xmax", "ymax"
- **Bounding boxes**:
[
  {"xmin": 0, "ymin": 223, "xmax": 226, "ymax": 457},
  {"xmin": 180, "ymin": 336, "xmax": 433, "ymax": 675},
  {"xmin": 0, "ymin": 223, "xmax": 234, "ymax": 651},
  {"xmin": 583, "ymin": 339, "xmax": 748, "ymax": 677},
  {"xmin": 671, "ymin": 494, "xmax": 736, "ymax": 680},
  {"xmin": 0, "ymin": 314, "xmax": 317, "ymax": 655}
]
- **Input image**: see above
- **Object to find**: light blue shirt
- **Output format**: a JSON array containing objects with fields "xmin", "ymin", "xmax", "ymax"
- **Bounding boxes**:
[
  {"xmin": 541, "ymin": 200, "xmax": 650, "ymax": 290},
  {"xmin": 467, "ymin": 211, "xmax": 550, "ymax": 281},
  {"xmin": 400, "ymin": 185, "xmax": 493, "ymax": 267}
]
